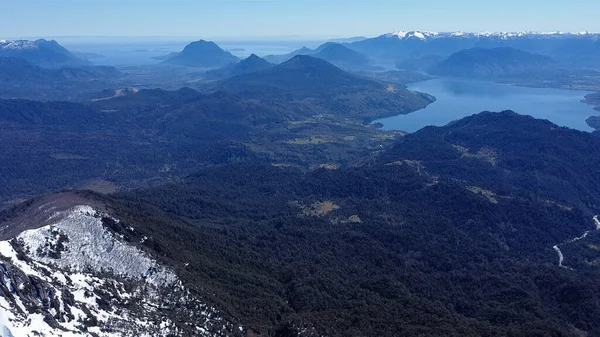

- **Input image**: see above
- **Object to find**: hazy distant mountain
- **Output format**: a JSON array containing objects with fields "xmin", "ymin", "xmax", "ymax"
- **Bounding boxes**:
[
  {"xmin": 263, "ymin": 46, "xmax": 314, "ymax": 64},
  {"xmin": 220, "ymin": 54, "xmax": 379, "ymax": 97},
  {"xmin": 264, "ymin": 43, "xmax": 370, "ymax": 69},
  {"xmin": 204, "ymin": 54, "xmax": 273, "ymax": 79},
  {"xmin": 429, "ymin": 47, "xmax": 555, "ymax": 78},
  {"xmin": 395, "ymin": 55, "xmax": 445, "ymax": 71},
  {"xmin": 152, "ymin": 51, "xmax": 179, "ymax": 61},
  {"xmin": 327, "ymin": 36, "xmax": 368, "ymax": 43},
  {"xmin": 0, "ymin": 39, "xmax": 86, "ymax": 68},
  {"xmin": 0, "ymin": 57, "xmax": 120, "ymax": 82},
  {"xmin": 311, "ymin": 42, "xmax": 370, "ymax": 70},
  {"xmin": 0, "ymin": 57, "xmax": 122, "ymax": 99},
  {"xmin": 162, "ymin": 40, "xmax": 239, "ymax": 67},
  {"xmin": 220, "ymin": 55, "xmax": 434, "ymax": 120},
  {"xmin": 351, "ymin": 31, "xmax": 600, "ymax": 66},
  {"xmin": 0, "ymin": 57, "xmax": 49, "ymax": 81}
]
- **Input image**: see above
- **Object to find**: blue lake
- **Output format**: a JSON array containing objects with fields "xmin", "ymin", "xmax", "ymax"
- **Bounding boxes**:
[{"xmin": 375, "ymin": 78, "xmax": 597, "ymax": 132}]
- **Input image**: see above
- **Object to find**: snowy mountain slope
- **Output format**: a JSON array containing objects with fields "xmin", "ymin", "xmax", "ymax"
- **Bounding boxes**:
[
  {"xmin": 0, "ymin": 199, "xmax": 238, "ymax": 337},
  {"xmin": 0, "ymin": 39, "xmax": 86, "ymax": 68}
]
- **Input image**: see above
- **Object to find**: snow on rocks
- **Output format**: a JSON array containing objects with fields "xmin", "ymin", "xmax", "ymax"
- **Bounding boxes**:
[
  {"xmin": 16, "ymin": 205, "xmax": 176, "ymax": 287},
  {"xmin": 0, "ymin": 204, "xmax": 235, "ymax": 337}
]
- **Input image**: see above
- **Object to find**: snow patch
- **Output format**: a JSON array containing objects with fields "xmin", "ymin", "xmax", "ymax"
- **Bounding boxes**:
[
  {"xmin": 16, "ymin": 205, "xmax": 176, "ymax": 287},
  {"xmin": 0, "ymin": 40, "xmax": 39, "ymax": 50}
]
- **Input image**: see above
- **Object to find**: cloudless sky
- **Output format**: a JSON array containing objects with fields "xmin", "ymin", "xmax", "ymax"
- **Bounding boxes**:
[{"xmin": 2, "ymin": 0, "xmax": 600, "ymax": 39}]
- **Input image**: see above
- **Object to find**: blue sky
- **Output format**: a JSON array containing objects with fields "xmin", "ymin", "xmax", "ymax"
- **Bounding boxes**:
[{"xmin": 2, "ymin": 0, "xmax": 600, "ymax": 39}]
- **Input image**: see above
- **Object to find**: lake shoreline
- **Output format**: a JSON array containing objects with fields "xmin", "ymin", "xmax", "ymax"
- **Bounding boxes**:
[{"xmin": 375, "ymin": 77, "xmax": 597, "ymax": 133}]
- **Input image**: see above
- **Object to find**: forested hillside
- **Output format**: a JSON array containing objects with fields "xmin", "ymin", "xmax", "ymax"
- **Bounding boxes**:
[{"xmin": 85, "ymin": 111, "xmax": 600, "ymax": 336}]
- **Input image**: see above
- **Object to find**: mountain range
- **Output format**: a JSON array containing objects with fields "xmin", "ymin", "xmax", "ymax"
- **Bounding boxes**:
[
  {"xmin": 350, "ymin": 30, "xmax": 600, "ymax": 66},
  {"xmin": 219, "ymin": 55, "xmax": 433, "ymax": 120}
]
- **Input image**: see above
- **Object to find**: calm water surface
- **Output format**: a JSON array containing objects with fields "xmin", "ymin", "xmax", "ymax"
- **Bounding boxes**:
[{"xmin": 375, "ymin": 78, "xmax": 597, "ymax": 132}]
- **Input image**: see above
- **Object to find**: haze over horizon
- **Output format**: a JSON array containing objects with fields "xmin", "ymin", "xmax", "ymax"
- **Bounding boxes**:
[{"xmin": 2, "ymin": 0, "xmax": 600, "ymax": 40}]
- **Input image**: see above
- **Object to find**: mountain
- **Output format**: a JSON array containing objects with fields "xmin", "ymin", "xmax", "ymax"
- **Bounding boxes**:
[
  {"xmin": 0, "ymin": 57, "xmax": 49, "ymax": 81},
  {"xmin": 311, "ymin": 42, "xmax": 371, "ymax": 70},
  {"xmin": 162, "ymin": 40, "xmax": 239, "ymax": 67},
  {"xmin": 0, "ymin": 39, "xmax": 86, "ymax": 68},
  {"xmin": 0, "ymin": 57, "xmax": 122, "ymax": 100},
  {"xmin": 219, "ymin": 55, "xmax": 435, "ymax": 121},
  {"xmin": 3, "ymin": 109, "xmax": 600, "ymax": 335},
  {"xmin": 428, "ymin": 47, "xmax": 556, "ymax": 78},
  {"xmin": 351, "ymin": 31, "xmax": 600, "ymax": 66},
  {"xmin": 13, "ymin": 111, "xmax": 595, "ymax": 336},
  {"xmin": 378, "ymin": 110, "xmax": 600, "ymax": 214},
  {"xmin": 263, "ymin": 43, "xmax": 371, "ymax": 70},
  {"xmin": 204, "ymin": 54, "xmax": 273, "ymax": 79},
  {"xmin": 263, "ymin": 46, "xmax": 314, "ymax": 64},
  {"xmin": 0, "ymin": 191, "xmax": 238, "ymax": 336}
]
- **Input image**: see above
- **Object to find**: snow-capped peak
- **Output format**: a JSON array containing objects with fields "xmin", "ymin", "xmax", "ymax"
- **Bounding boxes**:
[
  {"xmin": 0, "ymin": 39, "xmax": 39, "ymax": 50},
  {"xmin": 386, "ymin": 31, "xmax": 439, "ymax": 40},
  {"xmin": 383, "ymin": 30, "xmax": 599, "ymax": 40}
]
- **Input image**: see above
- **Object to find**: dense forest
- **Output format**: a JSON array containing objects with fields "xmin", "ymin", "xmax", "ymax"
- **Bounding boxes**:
[
  {"xmin": 74, "ymin": 111, "xmax": 600, "ymax": 336},
  {"xmin": 0, "ymin": 84, "xmax": 409, "ymax": 205},
  {"xmin": 0, "ymin": 54, "xmax": 434, "ymax": 206}
]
